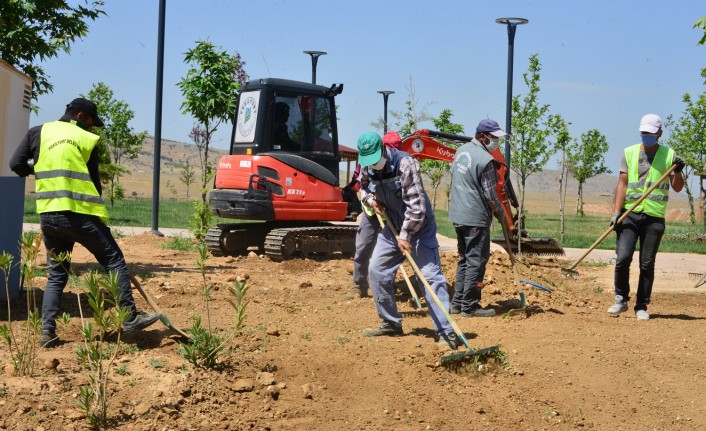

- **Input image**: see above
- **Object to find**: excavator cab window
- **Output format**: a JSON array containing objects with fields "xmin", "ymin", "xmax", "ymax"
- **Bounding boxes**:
[{"xmin": 272, "ymin": 95, "xmax": 335, "ymax": 156}]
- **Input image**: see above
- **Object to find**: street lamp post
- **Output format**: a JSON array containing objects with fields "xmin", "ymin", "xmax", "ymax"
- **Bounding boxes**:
[
  {"xmin": 151, "ymin": 0, "xmax": 167, "ymax": 237},
  {"xmin": 495, "ymin": 17, "xmax": 528, "ymax": 170},
  {"xmin": 303, "ymin": 51, "xmax": 327, "ymax": 84},
  {"xmin": 377, "ymin": 90, "xmax": 395, "ymax": 133}
]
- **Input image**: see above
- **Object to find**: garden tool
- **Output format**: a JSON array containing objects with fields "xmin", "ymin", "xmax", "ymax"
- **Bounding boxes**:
[
  {"xmin": 382, "ymin": 216, "xmax": 499, "ymax": 364},
  {"xmin": 375, "ymin": 213, "xmax": 422, "ymax": 309},
  {"xmin": 562, "ymin": 163, "xmax": 678, "ymax": 277},
  {"xmin": 500, "ymin": 217, "xmax": 526, "ymax": 308},
  {"xmin": 691, "ymin": 272, "xmax": 706, "ymax": 289},
  {"xmin": 129, "ymin": 274, "xmax": 191, "ymax": 341}
]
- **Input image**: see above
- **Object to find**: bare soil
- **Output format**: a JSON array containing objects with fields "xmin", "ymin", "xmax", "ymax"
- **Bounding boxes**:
[{"xmin": 2, "ymin": 233, "xmax": 706, "ymax": 431}]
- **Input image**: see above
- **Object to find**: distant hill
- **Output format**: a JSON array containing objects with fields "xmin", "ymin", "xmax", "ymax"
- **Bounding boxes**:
[{"xmin": 113, "ymin": 137, "xmax": 689, "ymax": 208}]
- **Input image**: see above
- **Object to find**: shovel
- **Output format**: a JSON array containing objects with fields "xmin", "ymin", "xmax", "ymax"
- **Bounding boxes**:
[
  {"xmin": 129, "ymin": 274, "xmax": 191, "ymax": 341},
  {"xmin": 381, "ymin": 216, "xmax": 499, "ymax": 364},
  {"xmin": 562, "ymin": 163, "xmax": 678, "ymax": 277}
]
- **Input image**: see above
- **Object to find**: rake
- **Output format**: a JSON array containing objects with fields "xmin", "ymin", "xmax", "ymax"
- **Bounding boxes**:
[
  {"xmin": 375, "ymin": 213, "xmax": 422, "ymax": 309},
  {"xmin": 690, "ymin": 272, "xmax": 706, "ymax": 289},
  {"xmin": 562, "ymin": 163, "xmax": 677, "ymax": 277},
  {"xmin": 382, "ymin": 217, "xmax": 499, "ymax": 364},
  {"xmin": 129, "ymin": 274, "xmax": 191, "ymax": 341}
]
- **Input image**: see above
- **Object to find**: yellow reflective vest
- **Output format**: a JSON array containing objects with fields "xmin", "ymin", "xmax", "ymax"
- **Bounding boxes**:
[
  {"xmin": 623, "ymin": 143, "xmax": 674, "ymax": 218},
  {"xmin": 34, "ymin": 121, "xmax": 109, "ymax": 222}
]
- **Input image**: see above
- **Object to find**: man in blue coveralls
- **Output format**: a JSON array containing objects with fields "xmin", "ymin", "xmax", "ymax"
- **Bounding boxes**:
[{"xmin": 356, "ymin": 131, "xmax": 458, "ymax": 349}]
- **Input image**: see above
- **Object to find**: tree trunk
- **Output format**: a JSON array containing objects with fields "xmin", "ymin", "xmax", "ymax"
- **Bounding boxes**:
[
  {"xmin": 519, "ymin": 175, "xmax": 527, "ymax": 256},
  {"xmin": 578, "ymin": 182, "xmax": 584, "ymax": 217},
  {"xmin": 558, "ymin": 152, "xmax": 566, "ymax": 243}
]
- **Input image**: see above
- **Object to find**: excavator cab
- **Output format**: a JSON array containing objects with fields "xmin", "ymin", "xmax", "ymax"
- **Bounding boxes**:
[{"xmin": 230, "ymin": 78, "xmax": 344, "ymax": 178}]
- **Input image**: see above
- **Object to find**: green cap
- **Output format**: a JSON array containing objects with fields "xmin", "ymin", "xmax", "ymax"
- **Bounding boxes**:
[{"xmin": 357, "ymin": 132, "xmax": 383, "ymax": 167}]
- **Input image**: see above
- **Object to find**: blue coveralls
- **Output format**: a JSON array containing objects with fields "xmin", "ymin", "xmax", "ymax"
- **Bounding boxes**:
[{"xmin": 364, "ymin": 149, "xmax": 454, "ymax": 338}]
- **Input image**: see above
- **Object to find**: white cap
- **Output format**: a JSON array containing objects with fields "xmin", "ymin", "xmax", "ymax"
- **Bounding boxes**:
[{"xmin": 639, "ymin": 114, "xmax": 662, "ymax": 134}]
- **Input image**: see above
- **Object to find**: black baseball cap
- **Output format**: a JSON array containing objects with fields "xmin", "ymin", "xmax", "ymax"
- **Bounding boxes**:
[{"xmin": 66, "ymin": 98, "xmax": 105, "ymax": 127}]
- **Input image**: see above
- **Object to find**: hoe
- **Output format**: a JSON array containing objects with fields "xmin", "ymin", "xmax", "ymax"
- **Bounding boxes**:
[{"xmin": 130, "ymin": 274, "xmax": 191, "ymax": 341}]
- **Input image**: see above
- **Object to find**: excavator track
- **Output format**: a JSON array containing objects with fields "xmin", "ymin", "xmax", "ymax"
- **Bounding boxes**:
[
  {"xmin": 491, "ymin": 236, "xmax": 565, "ymax": 257},
  {"xmin": 264, "ymin": 226, "xmax": 357, "ymax": 261}
]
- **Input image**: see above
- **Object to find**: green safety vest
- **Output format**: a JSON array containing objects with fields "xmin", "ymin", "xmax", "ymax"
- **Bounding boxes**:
[
  {"xmin": 34, "ymin": 121, "xmax": 109, "ymax": 222},
  {"xmin": 623, "ymin": 143, "xmax": 674, "ymax": 218}
]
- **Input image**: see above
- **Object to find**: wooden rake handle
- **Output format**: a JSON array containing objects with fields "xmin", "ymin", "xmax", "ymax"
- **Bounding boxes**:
[
  {"xmin": 382, "ymin": 217, "xmax": 473, "ymax": 351},
  {"xmin": 565, "ymin": 163, "xmax": 677, "ymax": 272},
  {"xmin": 375, "ymin": 213, "xmax": 422, "ymax": 309}
]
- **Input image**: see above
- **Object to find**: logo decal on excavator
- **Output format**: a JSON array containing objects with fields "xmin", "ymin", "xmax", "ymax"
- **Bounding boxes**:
[
  {"xmin": 436, "ymin": 147, "xmax": 454, "ymax": 159},
  {"xmin": 411, "ymin": 139, "xmax": 424, "ymax": 153},
  {"xmin": 235, "ymin": 91, "xmax": 261, "ymax": 143}
]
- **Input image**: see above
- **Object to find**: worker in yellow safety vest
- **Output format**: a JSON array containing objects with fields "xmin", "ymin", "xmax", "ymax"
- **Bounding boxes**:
[
  {"xmin": 9, "ymin": 98, "xmax": 162, "ymax": 348},
  {"xmin": 607, "ymin": 113, "xmax": 685, "ymax": 321}
]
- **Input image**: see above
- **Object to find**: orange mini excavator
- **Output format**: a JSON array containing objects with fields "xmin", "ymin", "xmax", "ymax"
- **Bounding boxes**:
[
  {"xmin": 207, "ymin": 78, "xmax": 358, "ymax": 260},
  {"xmin": 400, "ymin": 129, "xmax": 564, "ymax": 256}
]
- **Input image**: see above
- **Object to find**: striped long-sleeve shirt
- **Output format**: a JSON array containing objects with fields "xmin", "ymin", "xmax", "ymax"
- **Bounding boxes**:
[{"xmin": 361, "ymin": 156, "xmax": 427, "ymax": 241}]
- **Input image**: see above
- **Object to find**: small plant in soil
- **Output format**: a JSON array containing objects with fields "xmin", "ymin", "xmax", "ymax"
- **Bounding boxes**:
[
  {"xmin": 75, "ymin": 270, "xmax": 130, "ymax": 429},
  {"xmin": 179, "ymin": 243, "xmax": 251, "ymax": 369},
  {"xmin": 0, "ymin": 231, "xmax": 44, "ymax": 377}
]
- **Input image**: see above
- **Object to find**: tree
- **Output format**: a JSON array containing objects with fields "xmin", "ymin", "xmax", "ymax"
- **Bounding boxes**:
[
  {"xmin": 551, "ymin": 115, "xmax": 573, "ymax": 242},
  {"xmin": 0, "ymin": 1, "xmax": 105, "ymax": 102},
  {"xmin": 568, "ymin": 130, "xmax": 611, "ymax": 217},
  {"xmin": 84, "ymin": 82, "xmax": 147, "ymax": 206},
  {"xmin": 177, "ymin": 40, "xmax": 248, "ymax": 242},
  {"xmin": 664, "ymin": 80, "xmax": 706, "ymax": 226},
  {"xmin": 179, "ymin": 158, "xmax": 197, "ymax": 200},
  {"xmin": 370, "ymin": 76, "xmax": 433, "ymax": 135},
  {"xmin": 509, "ymin": 54, "xmax": 558, "ymax": 220},
  {"xmin": 695, "ymin": 17, "xmax": 706, "ymax": 46},
  {"xmin": 424, "ymin": 109, "xmax": 464, "ymax": 209}
]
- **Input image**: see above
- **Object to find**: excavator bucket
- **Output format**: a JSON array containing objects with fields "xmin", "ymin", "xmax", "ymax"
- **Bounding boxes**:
[{"xmin": 491, "ymin": 236, "xmax": 565, "ymax": 257}]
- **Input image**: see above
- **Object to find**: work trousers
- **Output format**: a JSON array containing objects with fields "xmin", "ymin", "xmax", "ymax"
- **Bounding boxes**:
[
  {"xmin": 614, "ymin": 212, "xmax": 665, "ymax": 311},
  {"xmin": 368, "ymin": 227, "xmax": 453, "ymax": 337},
  {"xmin": 452, "ymin": 225, "xmax": 490, "ymax": 312},
  {"xmin": 39, "ymin": 211, "xmax": 137, "ymax": 333},
  {"xmin": 353, "ymin": 213, "xmax": 380, "ymax": 289}
]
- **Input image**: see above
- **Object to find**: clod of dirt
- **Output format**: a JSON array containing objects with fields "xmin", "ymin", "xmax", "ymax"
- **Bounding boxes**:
[
  {"xmin": 44, "ymin": 358, "xmax": 60, "ymax": 371},
  {"xmin": 256, "ymin": 372, "xmax": 276, "ymax": 386},
  {"xmin": 265, "ymin": 385, "xmax": 280, "ymax": 400},
  {"xmin": 231, "ymin": 379, "xmax": 255, "ymax": 393},
  {"xmin": 301, "ymin": 383, "xmax": 314, "ymax": 399}
]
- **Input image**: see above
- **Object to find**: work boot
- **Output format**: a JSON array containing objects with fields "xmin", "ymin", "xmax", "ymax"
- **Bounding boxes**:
[
  {"xmin": 362, "ymin": 320, "xmax": 403, "ymax": 337},
  {"xmin": 122, "ymin": 311, "xmax": 163, "ymax": 335},
  {"xmin": 607, "ymin": 296, "xmax": 628, "ymax": 315},
  {"xmin": 39, "ymin": 331, "xmax": 60, "ymax": 348},
  {"xmin": 461, "ymin": 306, "xmax": 496, "ymax": 317},
  {"xmin": 449, "ymin": 303, "xmax": 461, "ymax": 314},
  {"xmin": 635, "ymin": 309, "xmax": 650, "ymax": 321},
  {"xmin": 437, "ymin": 332, "xmax": 459, "ymax": 350}
]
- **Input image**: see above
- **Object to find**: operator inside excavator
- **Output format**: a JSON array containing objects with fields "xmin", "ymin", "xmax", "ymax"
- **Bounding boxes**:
[{"xmin": 273, "ymin": 102, "xmax": 300, "ymax": 152}]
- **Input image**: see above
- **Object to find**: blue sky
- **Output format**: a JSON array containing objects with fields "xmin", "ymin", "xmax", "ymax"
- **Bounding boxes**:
[{"xmin": 31, "ymin": 0, "xmax": 705, "ymax": 176}]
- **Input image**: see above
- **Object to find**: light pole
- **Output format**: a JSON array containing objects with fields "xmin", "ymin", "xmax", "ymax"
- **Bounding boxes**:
[
  {"xmin": 303, "ymin": 51, "xmax": 327, "ymax": 84},
  {"xmin": 377, "ymin": 90, "xmax": 395, "ymax": 133},
  {"xmin": 495, "ymin": 17, "xmax": 528, "ymax": 170},
  {"xmin": 151, "ymin": 0, "xmax": 167, "ymax": 237}
]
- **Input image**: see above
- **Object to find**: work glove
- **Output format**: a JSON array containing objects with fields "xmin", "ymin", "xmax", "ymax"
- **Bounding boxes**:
[
  {"xmin": 609, "ymin": 211, "xmax": 622, "ymax": 228},
  {"xmin": 673, "ymin": 156, "xmax": 685, "ymax": 174}
]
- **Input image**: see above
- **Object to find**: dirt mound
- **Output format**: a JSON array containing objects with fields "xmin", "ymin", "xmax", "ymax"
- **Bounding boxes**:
[{"xmin": 2, "ymin": 239, "xmax": 705, "ymax": 430}]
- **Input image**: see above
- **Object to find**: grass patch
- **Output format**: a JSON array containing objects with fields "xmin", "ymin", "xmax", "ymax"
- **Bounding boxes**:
[
  {"xmin": 162, "ymin": 235, "xmax": 193, "ymax": 251},
  {"xmin": 435, "ymin": 209, "xmax": 706, "ymax": 255},
  {"xmin": 21, "ymin": 196, "xmax": 705, "ymax": 254}
]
